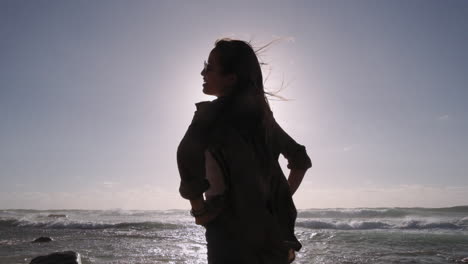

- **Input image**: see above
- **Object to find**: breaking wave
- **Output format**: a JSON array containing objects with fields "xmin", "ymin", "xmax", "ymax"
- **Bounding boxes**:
[
  {"xmin": 297, "ymin": 206, "xmax": 468, "ymax": 219},
  {"xmin": 0, "ymin": 218, "xmax": 181, "ymax": 230},
  {"xmin": 297, "ymin": 219, "xmax": 467, "ymax": 230}
]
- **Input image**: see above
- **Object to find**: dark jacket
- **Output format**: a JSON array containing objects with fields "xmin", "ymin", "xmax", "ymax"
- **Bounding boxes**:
[{"xmin": 177, "ymin": 97, "xmax": 312, "ymax": 254}]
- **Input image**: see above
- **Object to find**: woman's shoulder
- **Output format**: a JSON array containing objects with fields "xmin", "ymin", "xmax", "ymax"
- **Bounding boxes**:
[
  {"xmin": 194, "ymin": 100, "xmax": 211, "ymax": 111},
  {"xmin": 194, "ymin": 97, "xmax": 226, "ymax": 111},
  {"xmin": 192, "ymin": 99, "xmax": 225, "ymax": 123}
]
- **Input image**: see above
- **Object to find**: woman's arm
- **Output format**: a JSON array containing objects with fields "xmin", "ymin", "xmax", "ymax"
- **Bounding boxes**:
[
  {"xmin": 190, "ymin": 197, "xmax": 205, "ymax": 211},
  {"xmin": 269, "ymin": 116, "xmax": 311, "ymax": 195},
  {"xmin": 189, "ymin": 196, "xmax": 223, "ymax": 226},
  {"xmin": 271, "ymin": 117, "xmax": 312, "ymax": 179},
  {"xmin": 177, "ymin": 101, "xmax": 215, "ymax": 200},
  {"xmin": 271, "ymin": 117, "xmax": 312, "ymax": 171},
  {"xmin": 288, "ymin": 168, "xmax": 307, "ymax": 196}
]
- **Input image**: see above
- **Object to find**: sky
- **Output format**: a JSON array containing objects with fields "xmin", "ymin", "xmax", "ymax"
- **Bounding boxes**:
[{"xmin": 1, "ymin": 0, "xmax": 467, "ymax": 210}]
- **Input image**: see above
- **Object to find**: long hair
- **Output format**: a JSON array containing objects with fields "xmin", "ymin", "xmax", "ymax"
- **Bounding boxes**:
[
  {"xmin": 213, "ymin": 38, "xmax": 278, "ymax": 203},
  {"xmin": 213, "ymin": 38, "xmax": 273, "ymax": 122}
]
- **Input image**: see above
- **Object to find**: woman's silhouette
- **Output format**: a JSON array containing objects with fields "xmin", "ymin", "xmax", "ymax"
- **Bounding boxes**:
[{"xmin": 177, "ymin": 38, "xmax": 312, "ymax": 264}]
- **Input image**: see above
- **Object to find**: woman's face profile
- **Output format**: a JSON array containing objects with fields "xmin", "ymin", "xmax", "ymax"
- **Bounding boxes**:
[{"xmin": 201, "ymin": 49, "xmax": 235, "ymax": 97}]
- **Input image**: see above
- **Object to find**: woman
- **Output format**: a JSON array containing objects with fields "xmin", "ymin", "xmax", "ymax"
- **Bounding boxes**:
[{"xmin": 177, "ymin": 38, "xmax": 312, "ymax": 264}]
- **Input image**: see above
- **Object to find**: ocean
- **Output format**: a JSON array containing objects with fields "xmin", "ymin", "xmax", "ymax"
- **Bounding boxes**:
[{"xmin": 1, "ymin": 207, "xmax": 467, "ymax": 264}]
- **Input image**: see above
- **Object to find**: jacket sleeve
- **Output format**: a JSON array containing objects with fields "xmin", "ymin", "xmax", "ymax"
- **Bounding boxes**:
[
  {"xmin": 271, "ymin": 117, "xmax": 312, "ymax": 170},
  {"xmin": 176, "ymin": 101, "xmax": 215, "ymax": 200}
]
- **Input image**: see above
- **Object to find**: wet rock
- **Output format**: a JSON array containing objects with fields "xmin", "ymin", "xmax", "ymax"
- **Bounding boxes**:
[
  {"xmin": 47, "ymin": 214, "xmax": 67, "ymax": 218},
  {"xmin": 32, "ymin": 237, "xmax": 53, "ymax": 243},
  {"xmin": 30, "ymin": 251, "xmax": 81, "ymax": 264}
]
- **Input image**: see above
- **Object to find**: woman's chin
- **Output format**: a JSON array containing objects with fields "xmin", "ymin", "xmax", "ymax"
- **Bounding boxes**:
[{"xmin": 202, "ymin": 88, "xmax": 214, "ymax": 96}]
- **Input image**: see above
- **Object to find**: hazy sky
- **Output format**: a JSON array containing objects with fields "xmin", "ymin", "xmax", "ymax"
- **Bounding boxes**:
[{"xmin": 1, "ymin": 0, "xmax": 467, "ymax": 210}]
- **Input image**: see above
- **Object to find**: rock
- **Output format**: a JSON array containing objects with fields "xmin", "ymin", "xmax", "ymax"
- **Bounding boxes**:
[
  {"xmin": 32, "ymin": 237, "xmax": 53, "ymax": 243},
  {"xmin": 30, "ymin": 251, "xmax": 81, "ymax": 264},
  {"xmin": 47, "ymin": 214, "xmax": 67, "ymax": 218}
]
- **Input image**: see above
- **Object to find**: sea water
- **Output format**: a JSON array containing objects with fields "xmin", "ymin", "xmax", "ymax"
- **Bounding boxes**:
[{"xmin": 1, "ymin": 207, "xmax": 467, "ymax": 264}]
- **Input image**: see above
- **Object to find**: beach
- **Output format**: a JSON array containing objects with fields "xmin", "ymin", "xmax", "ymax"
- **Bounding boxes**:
[{"xmin": 1, "ymin": 207, "xmax": 468, "ymax": 264}]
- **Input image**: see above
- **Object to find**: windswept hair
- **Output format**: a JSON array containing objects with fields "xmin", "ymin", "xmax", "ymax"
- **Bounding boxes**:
[
  {"xmin": 212, "ymin": 38, "xmax": 283, "ymax": 186},
  {"xmin": 213, "ymin": 38, "xmax": 277, "ymax": 122}
]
